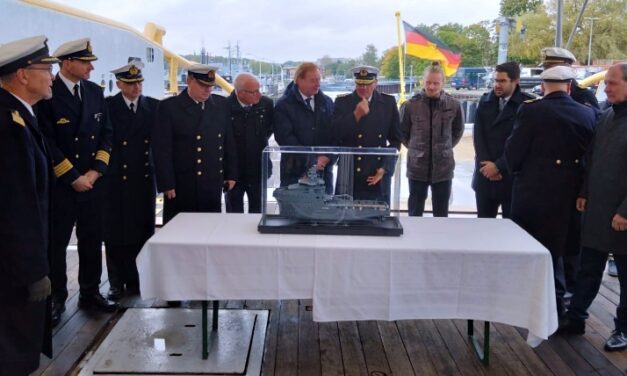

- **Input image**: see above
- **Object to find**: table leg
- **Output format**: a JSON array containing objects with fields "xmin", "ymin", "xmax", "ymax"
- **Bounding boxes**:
[
  {"xmin": 467, "ymin": 320, "xmax": 490, "ymax": 366},
  {"xmin": 213, "ymin": 300, "xmax": 219, "ymax": 330},
  {"xmin": 202, "ymin": 301, "xmax": 208, "ymax": 359},
  {"xmin": 201, "ymin": 300, "xmax": 220, "ymax": 359}
]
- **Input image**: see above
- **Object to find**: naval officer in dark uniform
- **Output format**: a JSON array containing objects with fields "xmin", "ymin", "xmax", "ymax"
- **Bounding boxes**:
[
  {"xmin": 38, "ymin": 38, "xmax": 117, "ymax": 326},
  {"xmin": 0, "ymin": 35, "xmax": 57, "ymax": 376},
  {"xmin": 103, "ymin": 60, "xmax": 158, "ymax": 300},
  {"xmin": 153, "ymin": 64, "xmax": 237, "ymax": 224},
  {"xmin": 505, "ymin": 66, "xmax": 596, "ymax": 318},
  {"xmin": 332, "ymin": 66, "xmax": 402, "ymax": 202},
  {"xmin": 540, "ymin": 46, "xmax": 602, "ymax": 291},
  {"xmin": 225, "ymin": 72, "xmax": 273, "ymax": 213}
]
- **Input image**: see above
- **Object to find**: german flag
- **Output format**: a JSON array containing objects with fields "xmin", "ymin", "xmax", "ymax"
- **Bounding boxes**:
[{"xmin": 403, "ymin": 21, "xmax": 461, "ymax": 77}]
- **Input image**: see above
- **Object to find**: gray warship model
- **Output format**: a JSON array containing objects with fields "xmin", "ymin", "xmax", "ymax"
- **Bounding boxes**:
[
  {"xmin": 259, "ymin": 165, "xmax": 403, "ymax": 236},
  {"xmin": 273, "ymin": 166, "xmax": 389, "ymax": 222}
]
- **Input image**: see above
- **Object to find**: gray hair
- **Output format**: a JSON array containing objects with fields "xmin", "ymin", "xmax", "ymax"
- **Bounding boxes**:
[{"xmin": 233, "ymin": 72, "xmax": 259, "ymax": 92}]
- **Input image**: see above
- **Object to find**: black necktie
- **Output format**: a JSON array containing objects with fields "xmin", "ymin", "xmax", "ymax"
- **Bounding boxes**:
[
  {"xmin": 130, "ymin": 102, "xmax": 135, "ymax": 113},
  {"xmin": 305, "ymin": 97, "xmax": 313, "ymax": 111},
  {"xmin": 73, "ymin": 84, "xmax": 81, "ymax": 101}
]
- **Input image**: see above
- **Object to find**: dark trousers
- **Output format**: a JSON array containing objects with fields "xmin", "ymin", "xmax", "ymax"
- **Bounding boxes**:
[
  {"xmin": 475, "ymin": 191, "xmax": 511, "ymax": 218},
  {"xmin": 50, "ymin": 193, "xmax": 103, "ymax": 300},
  {"xmin": 408, "ymin": 179, "xmax": 452, "ymax": 217},
  {"xmin": 567, "ymin": 247, "xmax": 627, "ymax": 332},
  {"xmin": 105, "ymin": 243, "xmax": 143, "ymax": 290},
  {"xmin": 225, "ymin": 181, "xmax": 262, "ymax": 213},
  {"xmin": 553, "ymin": 255, "xmax": 567, "ymax": 316}
]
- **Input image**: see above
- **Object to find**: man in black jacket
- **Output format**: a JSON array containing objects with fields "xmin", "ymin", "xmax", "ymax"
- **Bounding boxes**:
[
  {"xmin": 103, "ymin": 60, "xmax": 158, "ymax": 300},
  {"xmin": 559, "ymin": 63, "xmax": 627, "ymax": 351},
  {"xmin": 225, "ymin": 73, "xmax": 273, "ymax": 213},
  {"xmin": 274, "ymin": 62, "xmax": 335, "ymax": 193},
  {"xmin": 0, "ymin": 35, "xmax": 57, "ymax": 376},
  {"xmin": 152, "ymin": 64, "xmax": 237, "ymax": 224},
  {"xmin": 38, "ymin": 38, "xmax": 118, "ymax": 326},
  {"xmin": 472, "ymin": 62, "xmax": 534, "ymax": 218}
]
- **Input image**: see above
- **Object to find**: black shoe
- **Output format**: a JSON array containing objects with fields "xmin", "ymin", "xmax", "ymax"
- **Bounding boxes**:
[
  {"xmin": 107, "ymin": 286, "xmax": 125, "ymax": 301},
  {"xmin": 608, "ymin": 259, "xmax": 618, "ymax": 277},
  {"xmin": 557, "ymin": 317, "xmax": 585, "ymax": 335},
  {"xmin": 166, "ymin": 300, "xmax": 181, "ymax": 307},
  {"xmin": 51, "ymin": 299, "xmax": 66, "ymax": 327},
  {"xmin": 605, "ymin": 330, "xmax": 627, "ymax": 351},
  {"xmin": 78, "ymin": 293, "xmax": 119, "ymax": 312}
]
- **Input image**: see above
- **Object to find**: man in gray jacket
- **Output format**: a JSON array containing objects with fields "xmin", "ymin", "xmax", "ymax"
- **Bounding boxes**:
[
  {"xmin": 559, "ymin": 63, "xmax": 627, "ymax": 352},
  {"xmin": 401, "ymin": 61, "xmax": 464, "ymax": 216}
]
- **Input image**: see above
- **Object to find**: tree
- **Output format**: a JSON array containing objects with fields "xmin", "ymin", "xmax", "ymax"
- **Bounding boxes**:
[
  {"xmin": 360, "ymin": 44, "xmax": 379, "ymax": 67},
  {"xmin": 507, "ymin": 0, "xmax": 627, "ymax": 65},
  {"xmin": 500, "ymin": 0, "xmax": 542, "ymax": 16}
]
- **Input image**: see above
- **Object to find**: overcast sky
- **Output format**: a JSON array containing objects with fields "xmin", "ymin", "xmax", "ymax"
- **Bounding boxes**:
[{"xmin": 56, "ymin": 0, "xmax": 500, "ymax": 63}]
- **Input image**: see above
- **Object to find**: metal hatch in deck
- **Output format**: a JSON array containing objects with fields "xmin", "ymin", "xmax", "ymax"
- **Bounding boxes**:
[{"xmin": 78, "ymin": 308, "xmax": 267, "ymax": 375}]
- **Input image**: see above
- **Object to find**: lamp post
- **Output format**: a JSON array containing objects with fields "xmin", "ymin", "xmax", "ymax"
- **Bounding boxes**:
[{"xmin": 585, "ymin": 17, "xmax": 599, "ymax": 66}]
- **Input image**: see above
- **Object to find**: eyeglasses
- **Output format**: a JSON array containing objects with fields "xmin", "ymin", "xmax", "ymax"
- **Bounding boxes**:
[
  {"xmin": 26, "ymin": 66, "xmax": 54, "ymax": 73},
  {"xmin": 241, "ymin": 89, "xmax": 261, "ymax": 95}
]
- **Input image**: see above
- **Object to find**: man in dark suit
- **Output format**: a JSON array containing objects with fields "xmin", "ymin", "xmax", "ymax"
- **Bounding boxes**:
[
  {"xmin": 103, "ymin": 60, "xmax": 158, "ymax": 300},
  {"xmin": 38, "ymin": 38, "xmax": 117, "ymax": 327},
  {"xmin": 225, "ymin": 72, "xmax": 273, "ymax": 213},
  {"xmin": 0, "ymin": 35, "xmax": 57, "ymax": 376},
  {"xmin": 472, "ymin": 61, "xmax": 534, "ymax": 218},
  {"xmin": 152, "ymin": 64, "xmax": 237, "ymax": 224},
  {"xmin": 274, "ymin": 62, "xmax": 335, "ymax": 193},
  {"xmin": 332, "ymin": 66, "xmax": 402, "ymax": 202},
  {"xmin": 505, "ymin": 66, "xmax": 596, "ymax": 318}
]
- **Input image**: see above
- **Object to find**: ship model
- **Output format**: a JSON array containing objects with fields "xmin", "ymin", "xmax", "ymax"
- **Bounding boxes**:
[{"xmin": 273, "ymin": 166, "xmax": 389, "ymax": 223}]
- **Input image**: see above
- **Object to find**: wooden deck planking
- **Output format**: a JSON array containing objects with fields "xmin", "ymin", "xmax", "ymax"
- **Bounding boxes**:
[{"xmin": 33, "ymin": 250, "xmax": 627, "ymax": 376}]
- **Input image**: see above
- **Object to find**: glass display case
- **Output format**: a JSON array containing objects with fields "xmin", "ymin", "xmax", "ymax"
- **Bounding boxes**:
[{"xmin": 258, "ymin": 146, "xmax": 403, "ymax": 236}]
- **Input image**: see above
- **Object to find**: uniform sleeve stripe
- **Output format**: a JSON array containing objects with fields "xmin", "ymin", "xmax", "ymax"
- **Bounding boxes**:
[
  {"xmin": 53, "ymin": 159, "xmax": 74, "ymax": 177},
  {"xmin": 95, "ymin": 150, "xmax": 110, "ymax": 165}
]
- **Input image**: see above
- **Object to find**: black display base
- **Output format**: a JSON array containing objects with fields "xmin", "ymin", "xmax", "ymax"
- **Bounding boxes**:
[{"xmin": 258, "ymin": 215, "xmax": 403, "ymax": 236}]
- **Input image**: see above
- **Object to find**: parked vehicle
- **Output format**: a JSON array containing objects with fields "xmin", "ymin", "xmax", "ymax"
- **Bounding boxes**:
[{"xmin": 450, "ymin": 67, "xmax": 490, "ymax": 90}]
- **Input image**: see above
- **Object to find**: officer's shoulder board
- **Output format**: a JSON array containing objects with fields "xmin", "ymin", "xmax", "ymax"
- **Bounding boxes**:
[
  {"xmin": 11, "ymin": 110, "xmax": 26, "ymax": 127},
  {"xmin": 521, "ymin": 92, "xmax": 537, "ymax": 101},
  {"xmin": 523, "ymin": 97, "xmax": 541, "ymax": 104},
  {"xmin": 336, "ymin": 93, "xmax": 351, "ymax": 99}
]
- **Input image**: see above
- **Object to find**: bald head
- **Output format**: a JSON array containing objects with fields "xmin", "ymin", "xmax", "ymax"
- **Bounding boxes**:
[
  {"xmin": 234, "ymin": 72, "xmax": 261, "ymax": 106},
  {"xmin": 234, "ymin": 72, "xmax": 258, "ymax": 91}
]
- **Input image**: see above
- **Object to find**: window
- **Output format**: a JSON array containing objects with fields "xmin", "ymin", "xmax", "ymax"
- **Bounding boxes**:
[{"xmin": 146, "ymin": 47, "xmax": 155, "ymax": 63}]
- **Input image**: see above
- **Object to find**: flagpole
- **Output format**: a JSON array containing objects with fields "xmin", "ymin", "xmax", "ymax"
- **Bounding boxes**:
[{"xmin": 395, "ymin": 11, "xmax": 406, "ymax": 103}]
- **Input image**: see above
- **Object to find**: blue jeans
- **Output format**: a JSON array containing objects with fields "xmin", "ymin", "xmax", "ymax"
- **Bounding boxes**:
[
  {"xmin": 567, "ymin": 247, "xmax": 627, "ymax": 332},
  {"xmin": 408, "ymin": 179, "xmax": 452, "ymax": 217}
]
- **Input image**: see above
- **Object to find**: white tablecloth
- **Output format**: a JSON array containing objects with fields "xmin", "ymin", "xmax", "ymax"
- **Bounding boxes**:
[{"xmin": 137, "ymin": 213, "xmax": 557, "ymax": 346}]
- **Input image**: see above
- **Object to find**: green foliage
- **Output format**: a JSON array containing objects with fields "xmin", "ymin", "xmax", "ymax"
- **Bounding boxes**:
[
  {"xmin": 508, "ymin": 0, "xmax": 627, "ymax": 65},
  {"xmin": 500, "ymin": 0, "xmax": 542, "ymax": 16},
  {"xmin": 360, "ymin": 44, "xmax": 380, "ymax": 67}
]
